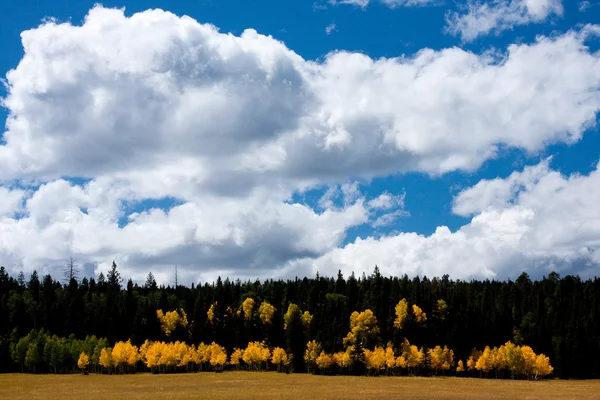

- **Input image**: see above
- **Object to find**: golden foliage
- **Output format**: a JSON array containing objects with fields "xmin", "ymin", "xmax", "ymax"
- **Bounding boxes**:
[
  {"xmin": 207, "ymin": 302, "xmax": 217, "ymax": 325},
  {"xmin": 241, "ymin": 298, "xmax": 255, "ymax": 322},
  {"xmin": 333, "ymin": 349, "xmax": 354, "ymax": 369},
  {"xmin": 435, "ymin": 299, "xmax": 448, "ymax": 320},
  {"xmin": 229, "ymin": 348, "xmax": 243, "ymax": 367},
  {"xmin": 156, "ymin": 309, "xmax": 188, "ymax": 337},
  {"xmin": 427, "ymin": 345, "xmax": 454, "ymax": 372},
  {"xmin": 111, "ymin": 340, "xmax": 139, "ymax": 370},
  {"xmin": 475, "ymin": 346, "xmax": 494, "ymax": 373},
  {"xmin": 208, "ymin": 343, "xmax": 227, "ymax": 370},
  {"xmin": 271, "ymin": 347, "xmax": 291, "ymax": 371},
  {"xmin": 315, "ymin": 351, "xmax": 334, "ymax": 370},
  {"xmin": 412, "ymin": 305, "xmax": 427, "ymax": 324},
  {"xmin": 401, "ymin": 339, "xmax": 424, "ymax": 369},
  {"xmin": 385, "ymin": 343, "xmax": 396, "ymax": 369},
  {"xmin": 242, "ymin": 341, "xmax": 271, "ymax": 370},
  {"xmin": 456, "ymin": 360, "xmax": 465, "ymax": 372},
  {"xmin": 301, "ymin": 311, "xmax": 313, "ymax": 328},
  {"xmin": 363, "ymin": 346, "xmax": 386, "ymax": 372},
  {"xmin": 534, "ymin": 354, "xmax": 554, "ymax": 377},
  {"xmin": 343, "ymin": 309, "xmax": 380, "ymax": 348},
  {"xmin": 258, "ymin": 302, "xmax": 276, "ymax": 325},
  {"xmin": 77, "ymin": 352, "xmax": 89, "ymax": 370},
  {"xmin": 99, "ymin": 347, "xmax": 112, "ymax": 369},
  {"xmin": 395, "ymin": 355, "xmax": 407, "ymax": 369},
  {"xmin": 393, "ymin": 299, "xmax": 408, "ymax": 329},
  {"xmin": 283, "ymin": 303, "xmax": 302, "ymax": 330},
  {"xmin": 304, "ymin": 340, "xmax": 322, "ymax": 370},
  {"xmin": 468, "ymin": 341, "xmax": 553, "ymax": 378}
]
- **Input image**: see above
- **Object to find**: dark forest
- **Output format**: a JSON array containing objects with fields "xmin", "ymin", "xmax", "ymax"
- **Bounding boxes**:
[{"xmin": 0, "ymin": 263, "xmax": 598, "ymax": 378}]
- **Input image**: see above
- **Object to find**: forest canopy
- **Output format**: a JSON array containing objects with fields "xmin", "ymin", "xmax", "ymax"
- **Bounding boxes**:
[{"xmin": 0, "ymin": 264, "xmax": 597, "ymax": 378}]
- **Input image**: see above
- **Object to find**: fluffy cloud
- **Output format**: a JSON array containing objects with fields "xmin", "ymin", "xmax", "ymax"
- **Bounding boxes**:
[
  {"xmin": 1, "ymin": 6, "xmax": 600, "ymax": 283},
  {"xmin": 329, "ymin": 0, "xmax": 438, "ymax": 8},
  {"xmin": 380, "ymin": 0, "xmax": 439, "ymax": 7},
  {"xmin": 306, "ymin": 160, "xmax": 600, "ymax": 281},
  {"xmin": 446, "ymin": 0, "xmax": 564, "ymax": 42},
  {"xmin": 329, "ymin": 0, "xmax": 370, "ymax": 8},
  {"xmin": 0, "ymin": 179, "xmax": 378, "ymax": 283},
  {"xmin": 0, "ymin": 187, "xmax": 25, "ymax": 217}
]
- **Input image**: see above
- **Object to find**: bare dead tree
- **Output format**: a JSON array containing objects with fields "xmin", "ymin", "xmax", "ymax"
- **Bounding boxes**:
[{"xmin": 64, "ymin": 257, "xmax": 79, "ymax": 283}]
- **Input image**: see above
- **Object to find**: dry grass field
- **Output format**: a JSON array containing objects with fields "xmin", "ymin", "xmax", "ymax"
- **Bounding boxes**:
[{"xmin": 1, "ymin": 372, "xmax": 600, "ymax": 400}]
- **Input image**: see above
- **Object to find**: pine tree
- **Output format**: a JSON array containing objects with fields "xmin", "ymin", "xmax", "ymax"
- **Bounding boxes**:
[
  {"xmin": 145, "ymin": 272, "xmax": 157, "ymax": 290},
  {"xmin": 107, "ymin": 261, "xmax": 122, "ymax": 290}
]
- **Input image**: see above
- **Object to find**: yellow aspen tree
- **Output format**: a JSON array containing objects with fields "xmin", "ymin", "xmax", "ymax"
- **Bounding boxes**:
[
  {"xmin": 304, "ymin": 340, "xmax": 322, "ymax": 373},
  {"xmin": 385, "ymin": 342, "xmax": 396, "ymax": 373},
  {"xmin": 301, "ymin": 311, "xmax": 313, "ymax": 328},
  {"xmin": 364, "ymin": 346, "xmax": 386, "ymax": 374},
  {"xmin": 139, "ymin": 340, "xmax": 152, "ymax": 363},
  {"xmin": 229, "ymin": 348, "xmax": 243, "ymax": 369},
  {"xmin": 495, "ymin": 344, "xmax": 509, "ymax": 376},
  {"xmin": 395, "ymin": 355, "xmax": 407, "ymax": 370},
  {"xmin": 435, "ymin": 299, "xmax": 448, "ymax": 320},
  {"xmin": 521, "ymin": 345, "xmax": 538, "ymax": 378},
  {"xmin": 393, "ymin": 299, "xmax": 408, "ymax": 329},
  {"xmin": 441, "ymin": 346, "xmax": 454, "ymax": 372},
  {"xmin": 456, "ymin": 360, "xmax": 465, "ymax": 372},
  {"xmin": 208, "ymin": 343, "xmax": 227, "ymax": 372},
  {"xmin": 77, "ymin": 352, "xmax": 90, "ymax": 373},
  {"xmin": 260, "ymin": 343, "xmax": 272, "ymax": 369},
  {"xmin": 412, "ymin": 304, "xmax": 427, "ymax": 325},
  {"xmin": 475, "ymin": 346, "xmax": 494, "ymax": 375},
  {"xmin": 315, "ymin": 351, "xmax": 334, "ymax": 371},
  {"xmin": 190, "ymin": 345, "xmax": 201, "ymax": 370},
  {"xmin": 241, "ymin": 298, "xmax": 255, "ymax": 322},
  {"xmin": 181, "ymin": 344, "xmax": 196, "ymax": 371},
  {"xmin": 334, "ymin": 349, "xmax": 354, "ymax": 370},
  {"xmin": 343, "ymin": 309, "xmax": 380, "ymax": 349},
  {"xmin": 207, "ymin": 302, "xmax": 217, "ymax": 325},
  {"xmin": 401, "ymin": 339, "xmax": 424, "ymax": 374},
  {"xmin": 283, "ymin": 303, "xmax": 302, "ymax": 330},
  {"xmin": 258, "ymin": 302, "xmax": 276, "ymax": 325},
  {"xmin": 271, "ymin": 347, "xmax": 290, "ymax": 372},
  {"xmin": 176, "ymin": 342, "xmax": 190, "ymax": 368},
  {"xmin": 99, "ymin": 347, "xmax": 112, "ymax": 372},
  {"xmin": 466, "ymin": 348, "xmax": 482, "ymax": 372},
  {"xmin": 533, "ymin": 354, "xmax": 553, "ymax": 379},
  {"xmin": 506, "ymin": 343, "xmax": 526, "ymax": 377},
  {"xmin": 427, "ymin": 346, "xmax": 444, "ymax": 374},
  {"xmin": 196, "ymin": 343, "xmax": 208, "ymax": 371},
  {"xmin": 156, "ymin": 309, "xmax": 188, "ymax": 336}
]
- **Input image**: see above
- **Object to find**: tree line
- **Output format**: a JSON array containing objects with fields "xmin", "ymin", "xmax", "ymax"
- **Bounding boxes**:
[{"xmin": 0, "ymin": 263, "xmax": 598, "ymax": 378}]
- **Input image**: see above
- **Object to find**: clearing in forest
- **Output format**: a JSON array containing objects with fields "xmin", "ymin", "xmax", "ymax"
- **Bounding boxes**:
[{"xmin": 1, "ymin": 372, "xmax": 599, "ymax": 400}]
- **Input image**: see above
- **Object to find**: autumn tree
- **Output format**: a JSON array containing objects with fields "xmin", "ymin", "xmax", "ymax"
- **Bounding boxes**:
[
  {"xmin": 77, "ymin": 352, "xmax": 89, "ymax": 373},
  {"xmin": 412, "ymin": 305, "xmax": 427, "ymax": 325},
  {"xmin": 156, "ymin": 309, "xmax": 189, "ymax": 337},
  {"xmin": 394, "ymin": 299, "xmax": 408, "ymax": 329},
  {"xmin": 315, "ymin": 351, "xmax": 334, "ymax": 373},
  {"xmin": 258, "ymin": 301, "xmax": 276, "ymax": 325},
  {"xmin": 241, "ymin": 298, "xmax": 255, "ymax": 322},
  {"xmin": 229, "ymin": 348, "xmax": 243, "ymax": 369},
  {"xmin": 271, "ymin": 347, "xmax": 291, "ymax": 372},
  {"xmin": 304, "ymin": 340, "xmax": 322, "ymax": 373}
]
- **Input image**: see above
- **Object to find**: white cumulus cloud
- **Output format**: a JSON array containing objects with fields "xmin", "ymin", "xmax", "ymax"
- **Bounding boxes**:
[
  {"xmin": 0, "ymin": 6, "xmax": 600, "ymax": 283},
  {"xmin": 303, "ymin": 160, "xmax": 600, "ymax": 281},
  {"xmin": 446, "ymin": 0, "xmax": 564, "ymax": 42}
]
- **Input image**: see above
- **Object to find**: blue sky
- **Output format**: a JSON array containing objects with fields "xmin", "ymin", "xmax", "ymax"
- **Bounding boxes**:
[{"xmin": 1, "ymin": 0, "xmax": 600, "ymax": 284}]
